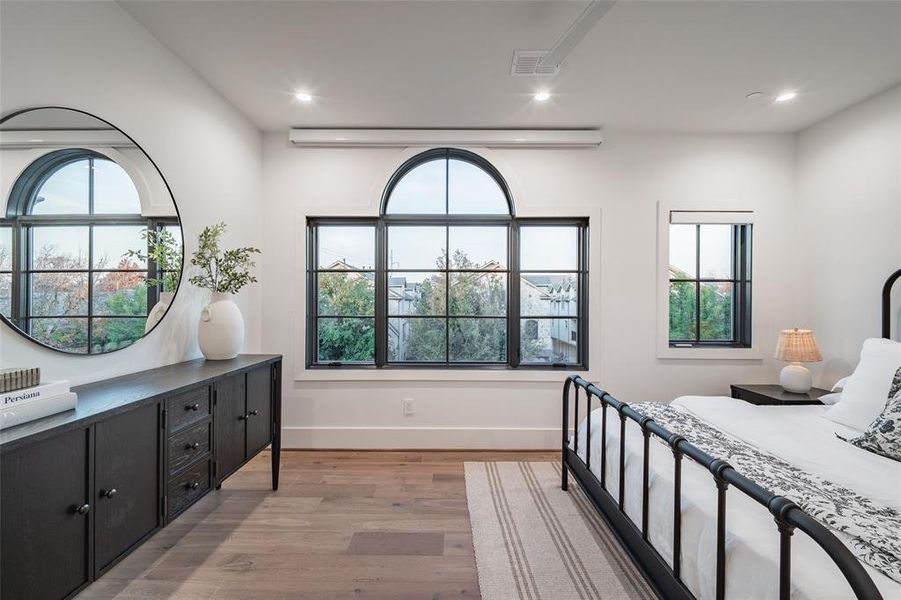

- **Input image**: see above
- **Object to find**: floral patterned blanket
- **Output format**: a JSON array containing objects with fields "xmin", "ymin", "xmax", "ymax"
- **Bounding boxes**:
[{"xmin": 632, "ymin": 401, "xmax": 901, "ymax": 584}]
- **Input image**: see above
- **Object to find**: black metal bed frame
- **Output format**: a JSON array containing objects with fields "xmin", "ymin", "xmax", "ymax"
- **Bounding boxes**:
[{"xmin": 561, "ymin": 269, "xmax": 901, "ymax": 600}]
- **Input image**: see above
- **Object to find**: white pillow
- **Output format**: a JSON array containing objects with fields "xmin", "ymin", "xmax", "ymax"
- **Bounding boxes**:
[
  {"xmin": 819, "ymin": 392, "xmax": 842, "ymax": 406},
  {"xmin": 825, "ymin": 338, "xmax": 901, "ymax": 430}
]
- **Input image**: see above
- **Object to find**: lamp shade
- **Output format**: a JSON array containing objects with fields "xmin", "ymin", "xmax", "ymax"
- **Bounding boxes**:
[{"xmin": 775, "ymin": 329, "xmax": 823, "ymax": 363}]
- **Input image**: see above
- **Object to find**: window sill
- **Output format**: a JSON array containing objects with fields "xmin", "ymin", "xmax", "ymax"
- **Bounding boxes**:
[
  {"xmin": 295, "ymin": 367, "xmax": 589, "ymax": 383},
  {"xmin": 656, "ymin": 346, "xmax": 762, "ymax": 360}
]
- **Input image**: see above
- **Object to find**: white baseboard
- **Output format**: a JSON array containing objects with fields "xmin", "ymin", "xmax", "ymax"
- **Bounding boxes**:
[{"xmin": 281, "ymin": 426, "xmax": 560, "ymax": 450}]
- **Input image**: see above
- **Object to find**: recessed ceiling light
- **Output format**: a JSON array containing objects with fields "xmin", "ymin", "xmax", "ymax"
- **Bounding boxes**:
[
  {"xmin": 775, "ymin": 91, "xmax": 797, "ymax": 103},
  {"xmin": 534, "ymin": 91, "xmax": 551, "ymax": 102},
  {"xmin": 295, "ymin": 91, "xmax": 313, "ymax": 102},
  {"xmin": 745, "ymin": 92, "xmax": 763, "ymax": 100}
]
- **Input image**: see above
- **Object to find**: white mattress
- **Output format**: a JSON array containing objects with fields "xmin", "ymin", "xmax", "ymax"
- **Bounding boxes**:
[{"xmin": 574, "ymin": 396, "xmax": 901, "ymax": 600}]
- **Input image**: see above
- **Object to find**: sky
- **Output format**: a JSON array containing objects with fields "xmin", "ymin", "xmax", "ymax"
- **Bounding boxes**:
[{"xmin": 669, "ymin": 224, "xmax": 733, "ymax": 279}]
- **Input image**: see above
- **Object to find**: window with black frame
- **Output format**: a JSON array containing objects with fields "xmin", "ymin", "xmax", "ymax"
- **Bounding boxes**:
[
  {"xmin": 668, "ymin": 211, "xmax": 752, "ymax": 347},
  {"xmin": 1, "ymin": 151, "xmax": 179, "ymax": 354},
  {"xmin": 307, "ymin": 148, "xmax": 589, "ymax": 369}
]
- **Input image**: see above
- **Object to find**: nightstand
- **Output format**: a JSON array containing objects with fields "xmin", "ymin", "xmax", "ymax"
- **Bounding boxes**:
[{"xmin": 730, "ymin": 384, "xmax": 828, "ymax": 406}]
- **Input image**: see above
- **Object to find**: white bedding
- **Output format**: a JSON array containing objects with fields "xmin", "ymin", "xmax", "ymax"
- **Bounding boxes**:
[{"xmin": 574, "ymin": 396, "xmax": 901, "ymax": 600}]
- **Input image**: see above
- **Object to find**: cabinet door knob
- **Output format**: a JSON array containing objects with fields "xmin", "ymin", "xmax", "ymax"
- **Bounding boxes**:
[
  {"xmin": 186, "ymin": 403, "xmax": 200, "ymax": 411},
  {"xmin": 75, "ymin": 503, "xmax": 91, "ymax": 515},
  {"xmin": 187, "ymin": 442, "xmax": 200, "ymax": 450},
  {"xmin": 238, "ymin": 414, "xmax": 247, "ymax": 421},
  {"xmin": 248, "ymin": 410, "xmax": 259, "ymax": 417},
  {"xmin": 186, "ymin": 482, "xmax": 200, "ymax": 490},
  {"xmin": 101, "ymin": 488, "xmax": 118, "ymax": 499}
]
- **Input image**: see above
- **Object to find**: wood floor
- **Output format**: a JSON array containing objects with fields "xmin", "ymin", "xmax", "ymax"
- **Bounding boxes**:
[{"xmin": 77, "ymin": 450, "xmax": 556, "ymax": 600}]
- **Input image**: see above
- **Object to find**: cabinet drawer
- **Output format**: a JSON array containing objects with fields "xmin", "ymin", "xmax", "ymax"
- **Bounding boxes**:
[
  {"xmin": 168, "ymin": 459, "xmax": 211, "ymax": 519},
  {"xmin": 167, "ymin": 386, "xmax": 210, "ymax": 432},
  {"xmin": 168, "ymin": 421, "xmax": 211, "ymax": 476}
]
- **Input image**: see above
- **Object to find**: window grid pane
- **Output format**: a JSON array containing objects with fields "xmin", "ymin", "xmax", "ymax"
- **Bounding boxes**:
[
  {"xmin": 668, "ymin": 223, "xmax": 751, "ymax": 346},
  {"xmin": 314, "ymin": 224, "xmax": 376, "ymax": 362},
  {"xmin": 386, "ymin": 224, "xmax": 510, "ymax": 364},
  {"xmin": 311, "ymin": 220, "xmax": 585, "ymax": 368}
]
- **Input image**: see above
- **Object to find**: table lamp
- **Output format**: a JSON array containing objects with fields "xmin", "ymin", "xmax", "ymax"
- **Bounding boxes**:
[{"xmin": 774, "ymin": 328, "xmax": 823, "ymax": 393}]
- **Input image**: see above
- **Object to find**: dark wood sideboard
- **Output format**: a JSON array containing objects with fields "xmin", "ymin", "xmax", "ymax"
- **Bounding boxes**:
[{"xmin": 0, "ymin": 354, "xmax": 282, "ymax": 600}]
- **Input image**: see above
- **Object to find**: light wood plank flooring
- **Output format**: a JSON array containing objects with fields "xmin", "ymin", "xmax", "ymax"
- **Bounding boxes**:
[{"xmin": 77, "ymin": 450, "xmax": 556, "ymax": 600}]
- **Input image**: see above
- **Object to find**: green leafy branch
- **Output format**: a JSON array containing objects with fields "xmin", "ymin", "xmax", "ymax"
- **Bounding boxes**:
[
  {"xmin": 124, "ymin": 228, "xmax": 182, "ymax": 291},
  {"xmin": 188, "ymin": 222, "xmax": 261, "ymax": 294}
]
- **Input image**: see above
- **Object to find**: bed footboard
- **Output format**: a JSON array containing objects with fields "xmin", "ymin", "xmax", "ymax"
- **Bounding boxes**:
[{"xmin": 561, "ymin": 375, "xmax": 883, "ymax": 600}]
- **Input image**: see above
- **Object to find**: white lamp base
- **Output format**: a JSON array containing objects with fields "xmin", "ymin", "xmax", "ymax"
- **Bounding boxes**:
[{"xmin": 780, "ymin": 363, "xmax": 812, "ymax": 393}]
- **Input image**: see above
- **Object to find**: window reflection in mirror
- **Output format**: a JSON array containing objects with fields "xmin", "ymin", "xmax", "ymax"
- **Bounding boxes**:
[{"xmin": 0, "ymin": 107, "xmax": 183, "ymax": 354}]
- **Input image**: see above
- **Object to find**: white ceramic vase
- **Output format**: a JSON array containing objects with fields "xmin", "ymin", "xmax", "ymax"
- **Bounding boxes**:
[
  {"xmin": 197, "ymin": 292, "xmax": 244, "ymax": 360},
  {"xmin": 144, "ymin": 291, "xmax": 174, "ymax": 333}
]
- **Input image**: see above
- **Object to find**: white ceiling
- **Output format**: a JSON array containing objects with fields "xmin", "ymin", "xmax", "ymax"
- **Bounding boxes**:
[{"xmin": 121, "ymin": 0, "xmax": 901, "ymax": 133}]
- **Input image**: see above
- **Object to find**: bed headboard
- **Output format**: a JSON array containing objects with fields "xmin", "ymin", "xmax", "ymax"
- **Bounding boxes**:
[{"xmin": 883, "ymin": 267, "xmax": 901, "ymax": 339}]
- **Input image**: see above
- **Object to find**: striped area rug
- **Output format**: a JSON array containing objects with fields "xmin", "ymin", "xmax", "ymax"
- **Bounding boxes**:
[{"xmin": 465, "ymin": 461, "xmax": 657, "ymax": 600}]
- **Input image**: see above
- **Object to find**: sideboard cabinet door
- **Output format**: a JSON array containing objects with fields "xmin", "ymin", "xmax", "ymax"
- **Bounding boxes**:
[
  {"xmin": 214, "ymin": 373, "xmax": 246, "ymax": 481},
  {"xmin": 1, "ymin": 428, "xmax": 91, "ymax": 600},
  {"xmin": 94, "ymin": 402, "xmax": 161, "ymax": 573},
  {"xmin": 245, "ymin": 366, "xmax": 273, "ymax": 458}
]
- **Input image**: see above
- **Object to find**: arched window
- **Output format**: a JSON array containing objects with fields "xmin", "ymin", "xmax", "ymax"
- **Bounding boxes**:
[
  {"xmin": 1, "ymin": 149, "xmax": 179, "ymax": 354},
  {"xmin": 307, "ymin": 148, "xmax": 588, "ymax": 369},
  {"xmin": 383, "ymin": 148, "xmax": 513, "ymax": 216}
]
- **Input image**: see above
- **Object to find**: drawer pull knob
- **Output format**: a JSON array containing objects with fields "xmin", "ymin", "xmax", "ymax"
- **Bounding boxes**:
[
  {"xmin": 101, "ymin": 488, "xmax": 118, "ymax": 499},
  {"xmin": 75, "ymin": 503, "xmax": 91, "ymax": 515},
  {"xmin": 186, "ymin": 403, "xmax": 200, "ymax": 411},
  {"xmin": 187, "ymin": 442, "xmax": 200, "ymax": 450},
  {"xmin": 186, "ymin": 482, "xmax": 200, "ymax": 490}
]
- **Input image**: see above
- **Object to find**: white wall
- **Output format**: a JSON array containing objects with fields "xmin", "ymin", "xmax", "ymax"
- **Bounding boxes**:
[
  {"xmin": 3, "ymin": 1, "xmax": 894, "ymax": 448},
  {"xmin": 796, "ymin": 84, "xmax": 901, "ymax": 385},
  {"xmin": 262, "ymin": 131, "xmax": 799, "ymax": 448},
  {"xmin": 0, "ymin": 1, "xmax": 264, "ymax": 383}
]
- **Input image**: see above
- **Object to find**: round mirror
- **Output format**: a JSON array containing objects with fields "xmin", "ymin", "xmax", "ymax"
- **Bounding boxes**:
[{"xmin": 0, "ymin": 107, "xmax": 183, "ymax": 354}]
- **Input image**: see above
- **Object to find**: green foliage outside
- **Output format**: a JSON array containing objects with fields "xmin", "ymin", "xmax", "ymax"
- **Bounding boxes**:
[
  {"xmin": 318, "ymin": 318, "xmax": 375, "ymax": 362},
  {"xmin": 125, "ymin": 228, "xmax": 183, "ymax": 291},
  {"xmin": 31, "ymin": 285, "xmax": 148, "ymax": 353},
  {"xmin": 317, "ymin": 271, "xmax": 376, "ymax": 362},
  {"xmin": 318, "ymin": 249, "xmax": 508, "ymax": 362},
  {"xmin": 669, "ymin": 276, "xmax": 733, "ymax": 342}
]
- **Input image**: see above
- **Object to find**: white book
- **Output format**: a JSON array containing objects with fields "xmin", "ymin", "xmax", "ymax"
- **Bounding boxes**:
[
  {"xmin": 0, "ymin": 392, "xmax": 77, "ymax": 429},
  {"xmin": 0, "ymin": 381, "xmax": 70, "ymax": 409}
]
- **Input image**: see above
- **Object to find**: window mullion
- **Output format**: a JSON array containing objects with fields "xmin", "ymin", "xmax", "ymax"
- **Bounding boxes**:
[
  {"xmin": 444, "ymin": 224, "xmax": 449, "ymax": 365},
  {"xmin": 308, "ymin": 222, "xmax": 317, "ymax": 365},
  {"xmin": 375, "ymin": 220, "xmax": 387, "ymax": 366},
  {"xmin": 509, "ymin": 222, "xmax": 520, "ymax": 367},
  {"xmin": 579, "ymin": 224, "xmax": 589, "ymax": 369},
  {"xmin": 87, "ymin": 225, "xmax": 94, "ymax": 354},
  {"xmin": 695, "ymin": 224, "xmax": 701, "ymax": 344}
]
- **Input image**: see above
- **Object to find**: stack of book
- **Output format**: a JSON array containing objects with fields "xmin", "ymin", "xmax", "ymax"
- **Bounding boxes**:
[
  {"xmin": 1, "ymin": 371, "xmax": 77, "ymax": 430},
  {"xmin": 1, "ymin": 367, "xmax": 41, "ymax": 393}
]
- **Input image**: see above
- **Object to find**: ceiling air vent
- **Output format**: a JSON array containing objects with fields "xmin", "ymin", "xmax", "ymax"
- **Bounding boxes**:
[{"xmin": 510, "ymin": 50, "xmax": 559, "ymax": 76}]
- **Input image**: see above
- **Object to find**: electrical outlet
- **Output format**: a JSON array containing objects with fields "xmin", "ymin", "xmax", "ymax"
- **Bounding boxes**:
[{"xmin": 403, "ymin": 398, "xmax": 414, "ymax": 416}]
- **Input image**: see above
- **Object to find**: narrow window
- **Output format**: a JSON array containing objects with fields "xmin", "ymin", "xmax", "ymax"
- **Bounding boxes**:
[
  {"xmin": 668, "ymin": 212, "xmax": 752, "ymax": 347},
  {"xmin": 313, "ymin": 225, "xmax": 376, "ymax": 364}
]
